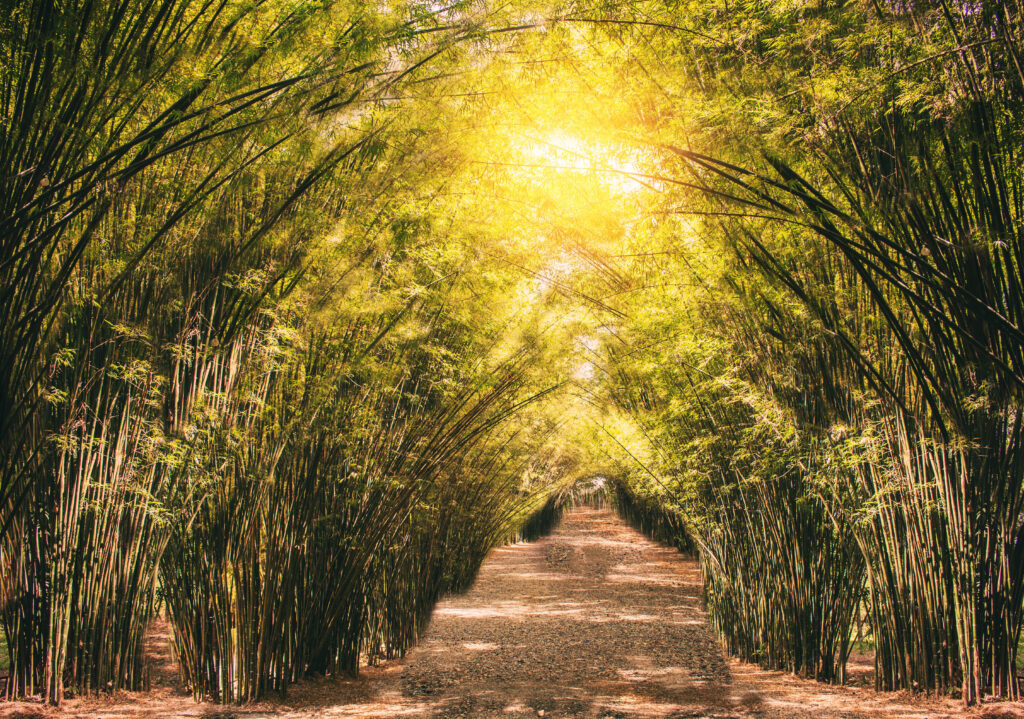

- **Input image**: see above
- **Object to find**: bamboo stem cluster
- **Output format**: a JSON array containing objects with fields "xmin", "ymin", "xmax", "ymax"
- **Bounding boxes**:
[
  {"xmin": 607, "ymin": 6, "xmax": 1024, "ymax": 702},
  {"xmin": 0, "ymin": 0, "xmax": 565, "ymax": 705}
]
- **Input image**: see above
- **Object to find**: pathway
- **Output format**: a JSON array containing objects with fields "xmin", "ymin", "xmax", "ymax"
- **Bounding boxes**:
[{"xmin": 3, "ymin": 508, "xmax": 1017, "ymax": 718}]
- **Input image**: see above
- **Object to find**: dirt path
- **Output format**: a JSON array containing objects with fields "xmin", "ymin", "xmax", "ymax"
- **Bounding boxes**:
[{"xmin": 4, "ymin": 507, "xmax": 1022, "ymax": 718}]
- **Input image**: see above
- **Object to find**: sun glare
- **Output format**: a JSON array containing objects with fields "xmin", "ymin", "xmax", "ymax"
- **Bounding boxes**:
[{"xmin": 517, "ymin": 131, "xmax": 653, "ymax": 196}]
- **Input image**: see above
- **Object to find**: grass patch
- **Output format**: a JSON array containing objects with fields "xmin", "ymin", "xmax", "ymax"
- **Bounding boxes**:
[
  {"xmin": 849, "ymin": 638, "xmax": 874, "ymax": 655},
  {"xmin": 0, "ymin": 627, "xmax": 8, "ymax": 671}
]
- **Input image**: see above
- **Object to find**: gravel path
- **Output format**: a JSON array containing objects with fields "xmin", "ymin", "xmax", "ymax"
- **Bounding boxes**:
[
  {"xmin": 337, "ymin": 507, "xmax": 1016, "ymax": 719},
  {"xmin": 395, "ymin": 506, "xmax": 730, "ymax": 718},
  {"xmin": 4, "ymin": 507, "xmax": 1021, "ymax": 718}
]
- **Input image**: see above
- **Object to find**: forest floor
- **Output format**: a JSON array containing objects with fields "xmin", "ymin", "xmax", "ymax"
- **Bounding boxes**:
[{"xmin": 3, "ymin": 507, "xmax": 1024, "ymax": 719}]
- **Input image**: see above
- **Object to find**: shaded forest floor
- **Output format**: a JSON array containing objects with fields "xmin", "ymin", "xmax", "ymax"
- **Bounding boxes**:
[{"xmin": 3, "ymin": 508, "xmax": 1023, "ymax": 718}]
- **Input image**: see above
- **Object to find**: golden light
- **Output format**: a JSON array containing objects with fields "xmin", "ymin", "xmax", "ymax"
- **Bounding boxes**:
[{"xmin": 516, "ymin": 130, "xmax": 654, "ymax": 197}]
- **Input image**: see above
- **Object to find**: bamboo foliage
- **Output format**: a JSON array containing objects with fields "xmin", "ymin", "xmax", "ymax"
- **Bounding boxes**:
[
  {"xmin": 636, "ymin": 6, "xmax": 1024, "ymax": 701},
  {"xmin": 157, "ymin": 312, "xmax": 566, "ymax": 700},
  {"xmin": 0, "ymin": 0, "xmax": 386, "ymax": 540},
  {"xmin": 611, "ymin": 480, "xmax": 693, "ymax": 554},
  {"xmin": 661, "ymin": 110, "xmax": 1024, "ymax": 700},
  {"xmin": 601, "ymin": 339, "xmax": 867, "ymax": 684},
  {"xmin": 0, "ymin": 0, "xmax": 567, "ymax": 704},
  {"xmin": 11, "ymin": 0, "xmax": 1024, "ymax": 711},
  {"xmin": 0, "ymin": 106, "xmax": 381, "ymax": 700}
]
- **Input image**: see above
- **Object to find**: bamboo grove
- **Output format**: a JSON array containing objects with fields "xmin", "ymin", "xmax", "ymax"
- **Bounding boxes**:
[
  {"xmin": 589, "ymin": 0, "xmax": 1024, "ymax": 706},
  {"xmin": 0, "ymin": 0, "xmax": 580, "ymax": 704},
  {"xmin": 4, "ymin": 0, "xmax": 1024, "ymax": 711}
]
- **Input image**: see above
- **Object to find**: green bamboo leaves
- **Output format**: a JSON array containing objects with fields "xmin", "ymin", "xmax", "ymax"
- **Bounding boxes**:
[
  {"xmin": 617, "ymin": 2, "xmax": 1024, "ymax": 703},
  {"xmin": 0, "ymin": 0, "xmax": 564, "ymax": 705}
]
